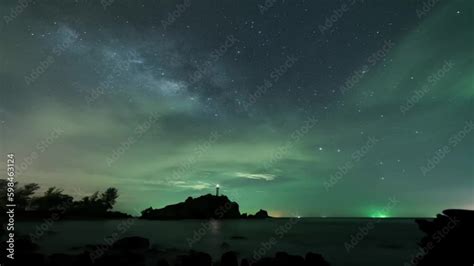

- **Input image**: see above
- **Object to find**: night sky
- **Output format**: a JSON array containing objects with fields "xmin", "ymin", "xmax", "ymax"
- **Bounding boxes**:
[{"xmin": 1, "ymin": 0, "xmax": 472, "ymax": 217}]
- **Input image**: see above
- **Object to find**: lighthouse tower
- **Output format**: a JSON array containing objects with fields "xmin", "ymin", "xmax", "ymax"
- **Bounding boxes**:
[{"xmin": 216, "ymin": 184, "xmax": 220, "ymax": 196}]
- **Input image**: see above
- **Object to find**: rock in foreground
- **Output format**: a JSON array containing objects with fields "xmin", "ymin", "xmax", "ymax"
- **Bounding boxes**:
[
  {"xmin": 413, "ymin": 209, "xmax": 474, "ymax": 266},
  {"xmin": 0, "ymin": 235, "xmax": 330, "ymax": 266}
]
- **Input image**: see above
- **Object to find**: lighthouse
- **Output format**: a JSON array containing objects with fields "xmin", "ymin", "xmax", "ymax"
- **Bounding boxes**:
[{"xmin": 216, "ymin": 184, "xmax": 220, "ymax": 196}]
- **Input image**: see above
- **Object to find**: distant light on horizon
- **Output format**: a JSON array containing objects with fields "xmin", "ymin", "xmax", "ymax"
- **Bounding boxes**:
[
  {"xmin": 370, "ymin": 213, "xmax": 389, "ymax": 219},
  {"xmin": 3, "ymin": 0, "xmax": 471, "ymax": 218}
]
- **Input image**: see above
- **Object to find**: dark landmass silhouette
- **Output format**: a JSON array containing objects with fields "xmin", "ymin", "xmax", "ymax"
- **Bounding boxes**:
[
  {"xmin": 413, "ymin": 209, "xmax": 474, "ymax": 266},
  {"xmin": 1, "ymin": 182, "xmax": 269, "ymax": 221},
  {"xmin": 15, "ymin": 209, "xmax": 132, "ymax": 220},
  {"xmin": 0, "ymin": 181, "xmax": 131, "ymax": 220},
  {"xmin": 140, "ymin": 194, "xmax": 270, "ymax": 220}
]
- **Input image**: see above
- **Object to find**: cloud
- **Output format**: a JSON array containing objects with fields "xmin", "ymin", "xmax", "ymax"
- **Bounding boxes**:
[
  {"xmin": 235, "ymin": 172, "xmax": 275, "ymax": 181},
  {"xmin": 179, "ymin": 181, "xmax": 213, "ymax": 190},
  {"xmin": 168, "ymin": 180, "xmax": 213, "ymax": 190}
]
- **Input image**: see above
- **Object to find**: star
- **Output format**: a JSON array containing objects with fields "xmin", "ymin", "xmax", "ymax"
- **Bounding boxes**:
[{"xmin": 3, "ymin": 0, "xmax": 471, "ymax": 220}]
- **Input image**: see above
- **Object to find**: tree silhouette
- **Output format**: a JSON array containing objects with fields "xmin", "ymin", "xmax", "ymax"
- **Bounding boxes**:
[
  {"xmin": 0, "ymin": 182, "xmax": 124, "ymax": 218},
  {"xmin": 73, "ymin": 188, "xmax": 119, "ymax": 214},
  {"xmin": 31, "ymin": 187, "xmax": 73, "ymax": 211},
  {"xmin": 0, "ymin": 181, "xmax": 40, "ymax": 211},
  {"xmin": 101, "ymin": 187, "xmax": 118, "ymax": 210},
  {"xmin": 16, "ymin": 183, "xmax": 40, "ymax": 210}
]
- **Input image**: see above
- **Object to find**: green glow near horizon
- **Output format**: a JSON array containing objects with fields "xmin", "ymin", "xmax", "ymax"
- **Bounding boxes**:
[{"xmin": 370, "ymin": 213, "xmax": 389, "ymax": 219}]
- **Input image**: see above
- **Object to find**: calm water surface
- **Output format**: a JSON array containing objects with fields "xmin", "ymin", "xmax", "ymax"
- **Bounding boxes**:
[{"xmin": 17, "ymin": 218, "xmax": 424, "ymax": 266}]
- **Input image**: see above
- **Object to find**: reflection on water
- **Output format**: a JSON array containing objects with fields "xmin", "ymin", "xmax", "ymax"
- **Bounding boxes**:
[
  {"xmin": 209, "ymin": 219, "xmax": 221, "ymax": 235},
  {"xmin": 17, "ymin": 218, "xmax": 422, "ymax": 266}
]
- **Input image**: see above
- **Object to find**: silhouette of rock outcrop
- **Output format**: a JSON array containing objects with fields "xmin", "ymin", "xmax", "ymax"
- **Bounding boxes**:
[
  {"xmin": 413, "ymin": 209, "xmax": 474, "ymax": 266},
  {"xmin": 248, "ymin": 209, "xmax": 270, "ymax": 219},
  {"xmin": 175, "ymin": 249, "xmax": 330, "ymax": 266},
  {"xmin": 175, "ymin": 250, "xmax": 212, "ymax": 266},
  {"xmin": 140, "ymin": 194, "xmax": 269, "ymax": 220},
  {"xmin": 221, "ymin": 251, "xmax": 239, "ymax": 266},
  {"xmin": 0, "ymin": 235, "xmax": 331, "ymax": 266}
]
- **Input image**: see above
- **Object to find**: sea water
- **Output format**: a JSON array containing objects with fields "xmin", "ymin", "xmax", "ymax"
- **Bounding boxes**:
[{"xmin": 16, "ymin": 218, "xmax": 424, "ymax": 266}]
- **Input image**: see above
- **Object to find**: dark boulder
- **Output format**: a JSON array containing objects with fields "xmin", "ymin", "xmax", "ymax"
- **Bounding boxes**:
[
  {"xmin": 274, "ymin": 251, "xmax": 305, "ymax": 266},
  {"xmin": 241, "ymin": 258, "xmax": 250, "ymax": 266},
  {"xmin": 249, "ymin": 251, "xmax": 330, "ymax": 266},
  {"xmin": 9, "ymin": 252, "xmax": 46, "ymax": 266},
  {"xmin": 49, "ymin": 252, "xmax": 92, "ymax": 266},
  {"xmin": 176, "ymin": 251, "xmax": 212, "ymax": 266},
  {"xmin": 305, "ymin": 252, "xmax": 330, "ymax": 266},
  {"xmin": 414, "ymin": 209, "xmax": 474, "ymax": 266},
  {"xmin": 156, "ymin": 258, "xmax": 170, "ymax": 266},
  {"xmin": 252, "ymin": 257, "xmax": 274, "ymax": 266},
  {"xmin": 94, "ymin": 251, "xmax": 146, "ymax": 266},
  {"xmin": 221, "ymin": 251, "xmax": 238, "ymax": 266},
  {"xmin": 112, "ymin": 236, "xmax": 150, "ymax": 251}
]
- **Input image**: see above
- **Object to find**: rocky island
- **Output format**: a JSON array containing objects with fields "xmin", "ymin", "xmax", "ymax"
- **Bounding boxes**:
[{"xmin": 140, "ymin": 194, "xmax": 270, "ymax": 220}]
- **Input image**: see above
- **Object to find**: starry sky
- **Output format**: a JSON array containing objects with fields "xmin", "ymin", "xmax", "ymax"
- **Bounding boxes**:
[{"xmin": 0, "ymin": 0, "xmax": 472, "ymax": 217}]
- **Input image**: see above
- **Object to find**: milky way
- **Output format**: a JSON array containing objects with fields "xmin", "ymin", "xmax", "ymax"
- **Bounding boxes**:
[{"xmin": 0, "ymin": 0, "xmax": 472, "ymax": 217}]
